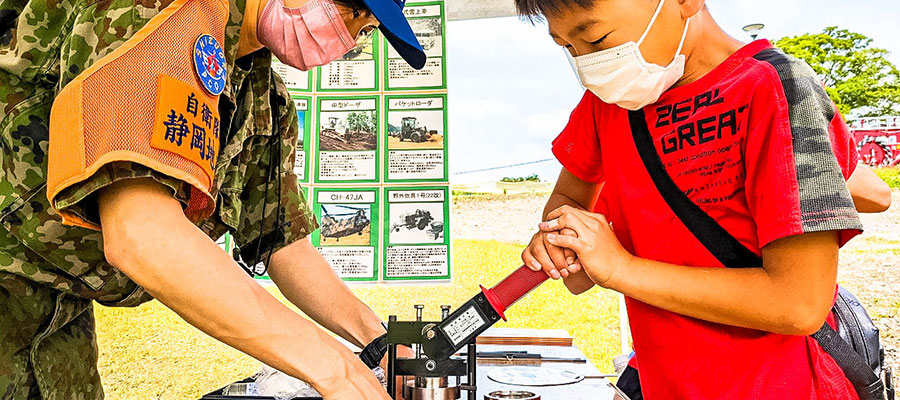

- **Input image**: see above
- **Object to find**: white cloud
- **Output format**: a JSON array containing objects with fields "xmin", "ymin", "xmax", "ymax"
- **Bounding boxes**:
[
  {"xmin": 524, "ymin": 110, "xmax": 573, "ymax": 139},
  {"xmin": 447, "ymin": 17, "xmax": 582, "ymax": 182},
  {"xmin": 712, "ymin": 0, "xmax": 900, "ymax": 65},
  {"xmin": 446, "ymin": 2, "xmax": 900, "ymax": 182}
]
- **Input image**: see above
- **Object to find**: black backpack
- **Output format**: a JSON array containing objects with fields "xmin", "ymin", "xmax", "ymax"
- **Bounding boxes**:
[{"xmin": 617, "ymin": 109, "xmax": 894, "ymax": 400}]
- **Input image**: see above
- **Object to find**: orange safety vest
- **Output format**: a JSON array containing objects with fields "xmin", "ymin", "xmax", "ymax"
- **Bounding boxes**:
[{"xmin": 47, "ymin": 0, "xmax": 229, "ymax": 230}]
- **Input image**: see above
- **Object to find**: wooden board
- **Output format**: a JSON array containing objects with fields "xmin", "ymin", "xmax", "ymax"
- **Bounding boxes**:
[{"xmin": 475, "ymin": 328, "xmax": 573, "ymax": 347}]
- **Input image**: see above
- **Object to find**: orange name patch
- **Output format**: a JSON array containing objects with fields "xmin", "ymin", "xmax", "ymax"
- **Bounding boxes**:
[{"xmin": 151, "ymin": 75, "xmax": 220, "ymax": 182}]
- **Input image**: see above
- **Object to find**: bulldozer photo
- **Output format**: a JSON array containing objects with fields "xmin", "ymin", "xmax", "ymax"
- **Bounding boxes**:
[
  {"xmin": 321, "ymin": 117, "xmax": 350, "ymax": 143},
  {"xmin": 318, "ymin": 111, "xmax": 378, "ymax": 152}
]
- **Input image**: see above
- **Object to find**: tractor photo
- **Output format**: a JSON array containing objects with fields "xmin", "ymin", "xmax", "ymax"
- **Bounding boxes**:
[{"xmin": 399, "ymin": 116, "xmax": 438, "ymax": 143}]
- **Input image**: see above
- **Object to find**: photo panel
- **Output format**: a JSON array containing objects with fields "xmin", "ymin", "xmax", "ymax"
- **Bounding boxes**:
[
  {"xmin": 384, "ymin": 1, "xmax": 446, "ymax": 90},
  {"xmin": 292, "ymin": 96, "xmax": 312, "ymax": 183},
  {"xmin": 383, "ymin": 187, "xmax": 450, "ymax": 281},
  {"xmin": 384, "ymin": 95, "xmax": 448, "ymax": 182},
  {"xmin": 314, "ymin": 97, "xmax": 380, "ymax": 183},
  {"xmin": 312, "ymin": 188, "xmax": 380, "ymax": 281},
  {"xmin": 317, "ymin": 31, "xmax": 380, "ymax": 92}
]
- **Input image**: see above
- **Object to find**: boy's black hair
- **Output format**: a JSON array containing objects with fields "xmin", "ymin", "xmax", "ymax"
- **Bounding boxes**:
[
  {"xmin": 515, "ymin": 0, "xmax": 708, "ymax": 22},
  {"xmin": 514, "ymin": 0, "xmax": 597, "ymax": 22}
]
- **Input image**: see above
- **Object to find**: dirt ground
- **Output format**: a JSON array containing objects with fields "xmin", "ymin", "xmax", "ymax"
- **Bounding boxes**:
[
  {"xmin": 452, "ymin": 191, "xmax": 900, "ymax": 374},
  {"xmin": 839, "ymin": 191, "xmax": 900, "ymax": 374},
  {"xmin": 320, "ymin": 225, "xmax": 371, "ymax": 246},
  {"xmin": 318, "ymin": 130, "xmax": 377, "ymax": 151},
  {"xmin": 387, "ymin": 134, "xmax": 444, "ymax": 150}
]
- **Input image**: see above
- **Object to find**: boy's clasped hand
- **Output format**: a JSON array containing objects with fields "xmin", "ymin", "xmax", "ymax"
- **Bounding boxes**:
[{"xmin": 524, "ymin": 205, "xmax": 631, "ymax": 287}]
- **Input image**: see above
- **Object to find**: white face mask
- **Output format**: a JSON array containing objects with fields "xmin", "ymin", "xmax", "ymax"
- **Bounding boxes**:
[{"xmin": 570, "ymin": 0, "xmax": 691, "ymax": 110}]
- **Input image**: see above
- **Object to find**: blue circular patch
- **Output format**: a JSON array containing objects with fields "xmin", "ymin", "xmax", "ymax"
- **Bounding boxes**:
[{"xmin": 193, "ymin": 34, "xmax": 226, "ymax": 96}]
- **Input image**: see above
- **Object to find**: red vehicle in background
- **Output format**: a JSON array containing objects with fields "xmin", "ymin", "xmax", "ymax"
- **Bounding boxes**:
[{"xmin": 849, "ymin": 116, "xmax": 900, "ymax": 167}]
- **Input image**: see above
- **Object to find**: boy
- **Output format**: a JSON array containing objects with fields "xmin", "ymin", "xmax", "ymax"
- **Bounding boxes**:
[{"xmin": 517, "ymin": 0, "xmax": 889, "ymax": 398}]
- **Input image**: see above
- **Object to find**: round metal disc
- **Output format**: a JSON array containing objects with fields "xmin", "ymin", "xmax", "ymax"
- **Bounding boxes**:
[
  {"xmin": 487, "ymin": 366, "xmax": 584, "ymax": 387},
  {"xmin": 484, "ymin": 390, "xmax": 540, "ymax": 400}
]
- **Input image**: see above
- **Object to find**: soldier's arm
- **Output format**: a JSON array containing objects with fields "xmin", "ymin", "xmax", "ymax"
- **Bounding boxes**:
[
  {"xmin": 266, "ymin": 239, "xmax": 386, "ymax": 350},
  {"xmin": 97, "ymin": 178, "xmax": 389, "ymax": 399},
  {"xmin": 847, "ymin": 163, "xmax": 892, "ymax": 213}
]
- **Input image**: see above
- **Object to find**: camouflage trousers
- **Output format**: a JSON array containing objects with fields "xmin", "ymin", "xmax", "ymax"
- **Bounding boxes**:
[{"xmin": 0, "ymin": 262, "xmax": 102, "ymax": 399}]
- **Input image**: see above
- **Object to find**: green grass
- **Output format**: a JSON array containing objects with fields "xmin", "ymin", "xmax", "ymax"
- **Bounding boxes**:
[
  {"xmin": 874, "ymin": 167, "xmax": 900, "ymax": 190},
  {"xmin": 851, "ymin": 248, "xmax": 900, "ymax": 256},
  {"xmin": 95, "ymin": 239, "xmax": 621, "ymax": 399},
  {"xmin": 860, "ymin": 236, "xmax": 900, "ymax": 246}
]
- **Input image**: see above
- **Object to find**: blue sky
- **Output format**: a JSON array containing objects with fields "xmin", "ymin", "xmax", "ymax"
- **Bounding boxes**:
[{"xmin": 445, "ymin": 0, "xmax": 900, "ymax": 183}]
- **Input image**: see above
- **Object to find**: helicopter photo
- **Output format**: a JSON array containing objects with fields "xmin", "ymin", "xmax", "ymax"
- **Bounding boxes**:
[{"xmin": 319, "ymin": 204, "xmax": 371, "ymax": 246}]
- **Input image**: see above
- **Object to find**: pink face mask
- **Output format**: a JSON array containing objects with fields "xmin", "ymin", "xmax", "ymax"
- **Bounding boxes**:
[{"xmin": 257, "ymin": 0, "xmax": 356, "ymax": 71}]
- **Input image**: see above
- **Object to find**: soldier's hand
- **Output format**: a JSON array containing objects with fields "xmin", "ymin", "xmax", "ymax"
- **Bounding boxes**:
[{"xmin": 316, "ymin": 354, "xmax": 391, "ymax": 400}]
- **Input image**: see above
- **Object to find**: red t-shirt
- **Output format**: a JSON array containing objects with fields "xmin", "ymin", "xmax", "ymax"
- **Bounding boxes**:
[{"xmin": 552, "ymin": 40, "xmax": 864, "ymax": 399}]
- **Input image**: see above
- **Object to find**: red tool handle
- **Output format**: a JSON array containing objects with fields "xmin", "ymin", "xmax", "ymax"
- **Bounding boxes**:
[{"xmin": 480, "ymin": 265, "xmax": 549, "ymax": 321}]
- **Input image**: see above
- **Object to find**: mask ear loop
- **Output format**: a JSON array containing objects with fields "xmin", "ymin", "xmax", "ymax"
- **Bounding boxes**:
[
  {"xmin": 637, "ymin": 0, "xmax": 667, "ymax": 46},
  {"xmin": 637, "ymin": 0, "xmax": 692, "ymax": 63},
  {"xmin": 673, "ymin": 17, "xmax": 691, "ymax": 58}
]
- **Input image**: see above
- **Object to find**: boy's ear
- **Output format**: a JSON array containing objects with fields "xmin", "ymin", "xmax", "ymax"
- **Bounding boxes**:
[{"xmin": 676, "ymin": 0, "xmax": 705, "ymax": 19}]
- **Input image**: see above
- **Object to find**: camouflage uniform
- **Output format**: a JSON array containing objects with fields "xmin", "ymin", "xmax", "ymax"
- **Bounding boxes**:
[{"xmin": 0, "ymin": 0, "xmax": 318, "ymax": 397}]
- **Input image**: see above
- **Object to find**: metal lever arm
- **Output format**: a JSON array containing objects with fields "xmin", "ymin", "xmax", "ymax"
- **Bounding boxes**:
[{"xmin": 423, "ymin": 266, "xmax": 549, "ymax": 360}]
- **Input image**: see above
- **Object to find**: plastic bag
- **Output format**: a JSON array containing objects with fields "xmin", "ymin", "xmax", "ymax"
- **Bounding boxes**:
[
  {"xmin": 253, "ymin": 364, "xmax": 320, "ymax": 400},
  {"xmin": 253, "ymin": 364, "xmax": 387, "ymax": 400}
]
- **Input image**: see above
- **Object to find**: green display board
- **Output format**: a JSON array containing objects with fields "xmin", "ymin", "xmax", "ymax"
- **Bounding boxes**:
[
  {"xmin": 312, "ymin": 187, "xmax": 380, "ymax": 281},
  {"xmin": 314, "ymin": 96, "xmax": 381, "ymax": 184},
  {"xmin": 293, "ymin": 96, "xmax": 312, "ymax": 183},
  {"xmin": 318, "ymin": 31, "xmax": 381, "ymax": 92},
  {"xmin": 385, "ymin": 2, "xmax": 447, "ymax": 91},
  {"xmin": 257, "ymin": 0, "xmax": 451, "ymax": 283},
  {"xmin": 273, "ymin": 59, "xmax": 313, "ymax": 93},
  {"xmin": 384, "ymin": 94, "xmax": 448, "ymax": 182},
  {"xmin": 383, "ymin": 186, "xmax": 450, "ymax": 280}
]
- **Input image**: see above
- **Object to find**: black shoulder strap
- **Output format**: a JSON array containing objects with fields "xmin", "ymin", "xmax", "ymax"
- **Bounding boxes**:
[
  {"xmin": 627, "ymin": 110, "xmax": 761, "ymax": 269},
  {"xmin": 627, "ymin": 109, "xmax": 884, "ymax": 400},
  {"xmin": 813, "ymin": 324, "xmax": 886, "ymax": 400}
]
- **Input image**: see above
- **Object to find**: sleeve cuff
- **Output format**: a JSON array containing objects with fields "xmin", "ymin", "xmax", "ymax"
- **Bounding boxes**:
[
  {"xmin": 52, "ymin": 161, "xmax": 193, "ymax": 229},
  {"xmin": 757, "ymin": 214, "xmax": 863, "ymax": 249},
  {"xmin": 551, "ymin": 139, "xmax": 603, "ymax": 183}
]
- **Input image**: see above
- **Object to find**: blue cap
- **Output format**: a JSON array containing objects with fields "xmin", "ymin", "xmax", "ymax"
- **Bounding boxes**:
[{"xmin": 361, "ymin": 0, "xmax": 426, "ymax": 69}]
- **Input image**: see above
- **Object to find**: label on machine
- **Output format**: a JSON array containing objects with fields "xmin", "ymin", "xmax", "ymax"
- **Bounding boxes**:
[{"xmin": 442, "ymin": 305, "xmax": 487, "ymax": 345}]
